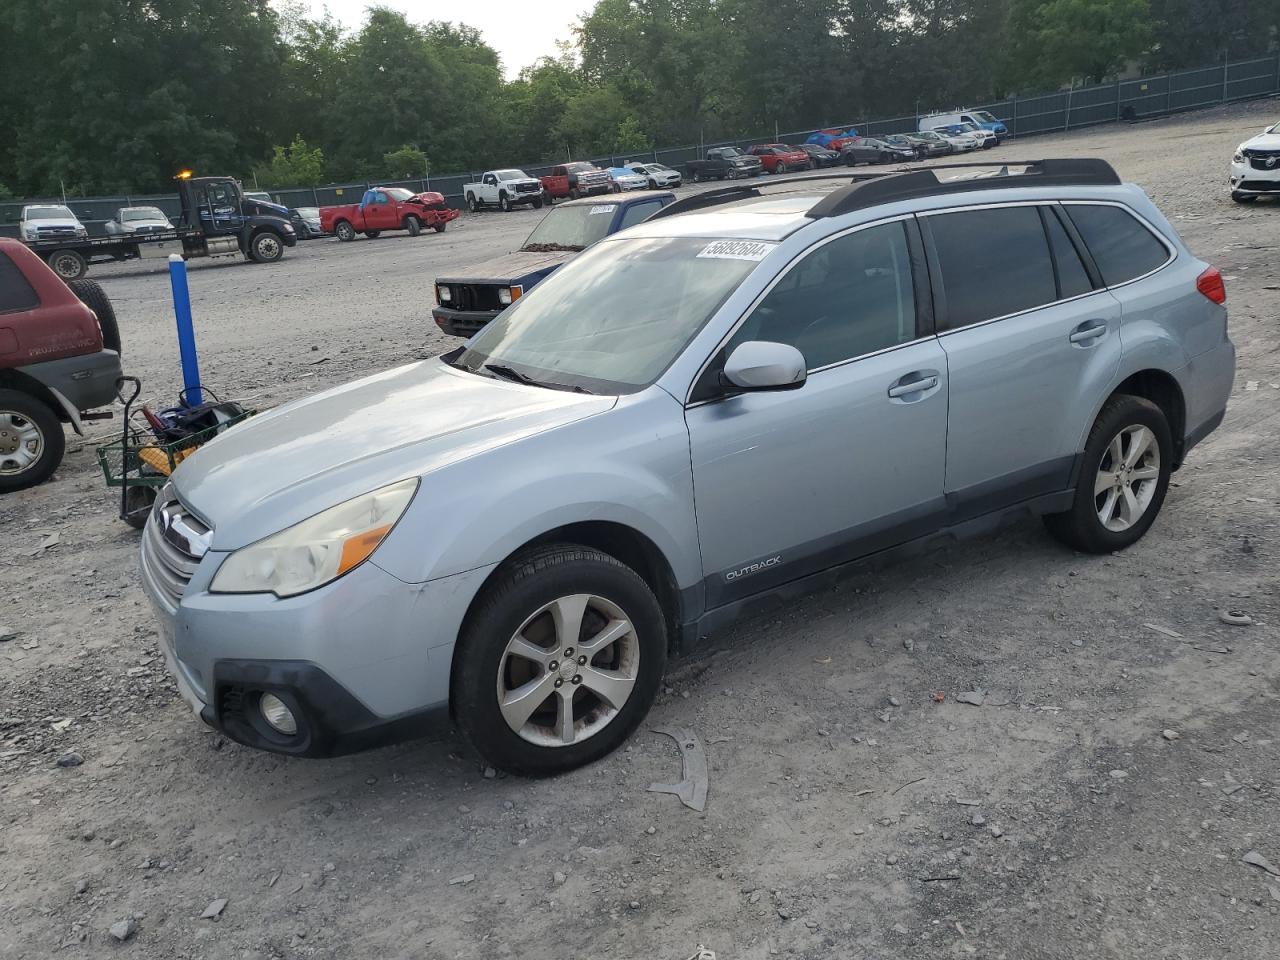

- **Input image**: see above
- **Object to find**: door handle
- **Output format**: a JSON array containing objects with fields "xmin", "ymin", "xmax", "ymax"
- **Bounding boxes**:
[
  {"xmin": 1069, "ymin": 322, "xmax": 1108, "ymax": 344},
  {"xmin": 887, "ymin": 375, "xmax": 938, "ymax": 398}
]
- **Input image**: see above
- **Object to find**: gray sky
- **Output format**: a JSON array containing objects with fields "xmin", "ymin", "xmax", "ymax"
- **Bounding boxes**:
[{"xmin": 292, "ymin": 0, "xmax": 585, "ymax": 79}]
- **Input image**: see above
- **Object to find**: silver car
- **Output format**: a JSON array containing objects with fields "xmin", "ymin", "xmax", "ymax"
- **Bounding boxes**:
[
  {"xmin": 105, "ymin": 205, "xmax": 174, "ymax": 235},
  {"xmin": 142, "ymin": 159, "xmax": 1234, "ymax": 775}
]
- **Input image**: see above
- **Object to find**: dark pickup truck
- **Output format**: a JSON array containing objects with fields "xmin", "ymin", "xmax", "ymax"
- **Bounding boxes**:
[
  {"xmin": 685, "ymin": 147, "xmax": 764, "ymax": 182},
  {"xmin": 432, "ymin": 191, "xmax": 675, "ymax": 337}
]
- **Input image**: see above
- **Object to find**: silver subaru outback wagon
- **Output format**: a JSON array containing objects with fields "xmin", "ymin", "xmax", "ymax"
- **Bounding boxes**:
[{"xmin": 141, "ymin": 160, "xmax": 1234, "ymax": 775}]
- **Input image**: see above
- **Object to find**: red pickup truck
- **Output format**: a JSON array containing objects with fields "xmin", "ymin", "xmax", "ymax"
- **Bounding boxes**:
[
  {"xmin": 0, "ymin": 238, "xmax": 123, "ymax": 492},
  {"xmin": 320, "ymin": 187, "xmax": 460, "ymax": 241},
  {"xmin": 539, "ymin": 162, "xmax": 613, "ymax": 202}
]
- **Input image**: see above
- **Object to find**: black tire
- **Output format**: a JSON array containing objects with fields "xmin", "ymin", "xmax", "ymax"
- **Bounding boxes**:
[
  {"xmin": 1231, "ymin": 191, "xmax": 1256, "ymax": 204},
  {"xmin": 499, "ymin": 192, "xmax": 512, "ymax": 212},
  {"xmin": 47, "ymin": 249, "xmax": 87, "ymax": 281},
  {"xmin": 648, "ymin": 178, "xmax": 658, "ymax": 189},
  {"xmin": 452, "ymin": 544, "xmax": 668, "ymax": 776},
  {"xmin": 67, "ymin": 278, "xmax": 121, "ymax": 355},
  {"xmin": 0, "ymin": 390, "xmax": 64, "ymax": 493},
  {"xmin": 364, "ymin": 230, "xmax": 381, "ymax": 239},
  {"xmin": 249, "ymin": 231, "xmax": 284, "ymax": 263},
  {"xmin": 405, "ymin": 215, "xmax": 422, "ymax": 237},
  {"xmin": 433, "ymin": 221, "xmax": 446, "ymax": 233},
  {"xmin": 466, "ymin": 193, "xmax": 478, "ymax": 213},
  {"xmin": 122, "ymin": 485, "xmax": 158, "ymax": 529},
  {"xmin": 1043, "ymin": 394, "xmax": 1172, "ymax": 554},
  {"xmin": 335, "ymin": 220, "xmax": 356, "ymax": 242},
  {"xmin": 569, "ymin": 187, "xmax": 581, "ymax": 201},
  {"xmin": 532, "ymin": 197, "xmax": 544, "ymax": 209},
  {"xmin": 691, "ymin": 169, "xmax": 702, "ymax": 183}
]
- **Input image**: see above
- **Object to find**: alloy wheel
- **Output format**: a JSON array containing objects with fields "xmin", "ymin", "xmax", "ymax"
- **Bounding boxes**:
[
  {"xmin": 0, "ymin": 411, "xmax": 43, "ymax": 475},
  {"xmin": 496, "ymin": 593, "xmax": 640, "ymax": 747},
  {"xmin": 1094, "ymin": 425, "xmax": 1161, "ymax": 532}
]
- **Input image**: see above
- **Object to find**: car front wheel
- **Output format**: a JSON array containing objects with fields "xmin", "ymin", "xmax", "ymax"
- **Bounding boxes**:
[
  {"xmin": 1043, "ymin": 394, "xmax": 1172, "ymax": 553},
  {"xmin": 451, "ymin": 544, "xmax": 667, "ymax": 776}
]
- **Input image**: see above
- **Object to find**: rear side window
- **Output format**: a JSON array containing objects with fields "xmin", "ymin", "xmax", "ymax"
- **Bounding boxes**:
[
  {"xmin": 728, "ymin": 220, "xmax": 918, "ymax": 370},
  {"xmin": 0, "ymin": 252, "xmax": 40, "ymax": 313},
  {"xmin": 928, "ymin": 206, "xmax": 1056, "ymax": 330},
  {"xmin": 618, "ymin": 200, "xmax": 662, "ymax": 229},
  {"xmin": 1044, "ymin": 209, "xmax": 1093, "ymax": 299},
  {"xmin": 1065, "ymin": 204, "xmax": 1170, "ymax": 286}
]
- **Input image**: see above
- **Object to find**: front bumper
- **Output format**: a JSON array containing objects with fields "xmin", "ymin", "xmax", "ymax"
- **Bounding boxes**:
[
  {"xmin": 141, "ymin": 516, "xmax": 496, "ymax": 757},
  {"xmin": 432, "ymin": 305, "xmax": 499, "ymax": 337},
  {"xmin": 1230, "ymin": 159, "xmax": 1280, "ymax": 193}
]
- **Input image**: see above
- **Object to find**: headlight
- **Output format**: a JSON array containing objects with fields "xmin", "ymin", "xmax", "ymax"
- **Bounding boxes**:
[
  {"xmin": 436, "ymin": 285, "xmax": 451, "ymax": 302},
  {"xmin": 498, "ymin": 287, "xmax": 512, "ymax": 305},
  {"xmin": 1233, "ymin": 151, "xmax": 1245, "ymax": 163},
  {"xmin": 209, "ymin": 478, "xmax": 418, "ymax": 597},
  {"xmin": 283, "ymin": 224, "xmax": 295, "ymax": 233}
]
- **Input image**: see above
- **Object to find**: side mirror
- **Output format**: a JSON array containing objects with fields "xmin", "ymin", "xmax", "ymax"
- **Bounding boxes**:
[{"xmin": 722, "ymin": 341, "xmax": 807, "ymax": 392}]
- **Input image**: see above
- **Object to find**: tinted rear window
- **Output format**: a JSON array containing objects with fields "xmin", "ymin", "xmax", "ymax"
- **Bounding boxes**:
[
  {"xmin": 0, "ymin": 252, "xmax": 39, "ymax": 313},
  {"xmin": 1045, "ymin": 209, "xmax": 1093, "ymax": 299},
  {"xmin": 1065, "ymin": 204, "xmax": 1170, "ymax": 285},
  {"xmin": 928, "ymin": 206, "xmax": 1056, "ymax": 330}
]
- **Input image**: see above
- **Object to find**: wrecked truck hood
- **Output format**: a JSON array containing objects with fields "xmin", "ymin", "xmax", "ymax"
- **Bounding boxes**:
[
  {"xmin": 171, "ymin": 360, "xmax": 615, "ymax": 550},
  {"xmin": 435, "ymin": 249, "xmax": 573, "ymax": 285}
]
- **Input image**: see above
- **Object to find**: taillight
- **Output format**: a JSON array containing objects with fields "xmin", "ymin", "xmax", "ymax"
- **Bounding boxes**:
[{"xmin": 1196, "ymin": 267, "xmax": 1226, "ymax": 304}]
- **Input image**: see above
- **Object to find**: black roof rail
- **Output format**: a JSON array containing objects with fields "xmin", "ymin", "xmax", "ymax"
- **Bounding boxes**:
[
  {"xmin": 805, "ymin": 158, "xmax": 1120, "ymax": 219},
  {"xmin": 647, "ymin": 171, "xmax": 883, "ymax": 221}
]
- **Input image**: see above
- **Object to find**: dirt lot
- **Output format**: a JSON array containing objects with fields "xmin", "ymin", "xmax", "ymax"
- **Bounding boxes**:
[{"xmin": 3, "ymin": 101, "xmax": 1279, "ymax": 960}]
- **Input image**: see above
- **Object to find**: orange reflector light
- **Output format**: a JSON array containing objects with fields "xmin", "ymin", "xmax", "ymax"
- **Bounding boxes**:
[
  {"xmin": 337, "ymin": 524, "xmax": 392, "ymax": 575},
  {"xmin": 510, "ymin": 285, "xmax": 523, "ymax": 301}
]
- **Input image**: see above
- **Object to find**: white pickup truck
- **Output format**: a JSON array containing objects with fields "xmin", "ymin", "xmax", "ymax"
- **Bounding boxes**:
[{"xmin": 463, "ymin": 169, "xmax": 545, "ymax": 212}]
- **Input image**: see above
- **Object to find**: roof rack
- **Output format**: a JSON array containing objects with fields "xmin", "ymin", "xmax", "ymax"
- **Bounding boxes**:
[
  {"xmin": 806, "ymin": 158, "xmax": 1120, "ymax": 219},
  {"xmin": 646, "ymin": 172, "xmax": 883, "ymax": 221}
]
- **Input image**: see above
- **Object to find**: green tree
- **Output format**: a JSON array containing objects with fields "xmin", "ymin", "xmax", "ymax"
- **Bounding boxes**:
[
  {"xmin": 255, "ymin": 135, "xmax": 325, "ymax": 187},
  {"xmin": 1005, "ymin": 0, "xmax": 1153, "ymax": 87},
  {"xmin": 383, "ymin": 145, "xmax": 429, "ymax": 179}
]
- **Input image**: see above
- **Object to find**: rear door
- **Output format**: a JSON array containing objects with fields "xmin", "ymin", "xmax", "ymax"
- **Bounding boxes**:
[
  {"xmin": 686, "ymin": 218, "xmax": 949, "ymax": 609},
  {"xmin": 922, "ymin": 203, "xmax": 1122, "ymax": 514}
]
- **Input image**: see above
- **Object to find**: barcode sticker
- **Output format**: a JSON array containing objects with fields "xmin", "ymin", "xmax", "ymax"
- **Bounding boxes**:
[
  {"xmin": 697, "ymin": 240, "xmax": 775, "ymax": 261},
  {"xmin": 589, "ymin": 205, "xmax": 617, "ymax": 215}
]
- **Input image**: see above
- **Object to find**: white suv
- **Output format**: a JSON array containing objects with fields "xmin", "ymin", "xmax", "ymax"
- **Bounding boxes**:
[{"xmin": 1230, "ymin": 121, "xmax": 1280, "ymax": 202}]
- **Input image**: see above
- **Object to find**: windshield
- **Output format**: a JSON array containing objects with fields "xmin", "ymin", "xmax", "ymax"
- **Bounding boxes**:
[
  {"xmin": 495, "ymin": 169, "xmax": 529, "ymax": 180},
  {"xmin": 718, "ymin": 148, "xmax": 744, "ymax": 158},
  {"xmin": 25, "ymin": 206, "xmax": 73, "ymax": 219},
  {"xmin": 449, "ymin": 237, "xmax": 762, "ymax": 393},
  {"xmin": 957, "ymin": 122, "xmax": 981, "ymax": 133},
  {"xmin": 521, "ymin": 202, "xmax": 621, "ymax": 252},
  {"xmin": 565, "ymin": 162, "xmax": 596, "ymax": 173},
  {"xmin": 385, "ymin": 187, "xmax": 414, "ymax": 201},
  {"xmin": 917, "ymin": 131, "xmax": 942, "ymax": 141},
  {"xmin": 123, "ymin": 207, "xmax": 166, "ymax": 221},
  {"xmin": 972, "ymin": 111, "xmax": 998, "ymax": 124}
]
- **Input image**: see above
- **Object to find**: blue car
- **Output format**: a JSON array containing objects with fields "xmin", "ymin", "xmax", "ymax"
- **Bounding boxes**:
[
  {"xmin": 805, "ymin": 128, "xmax": 859, "ymax": 149},
  {"xmin": 431, "ymin": 191, "xmax": 676, "ymax": 337}
]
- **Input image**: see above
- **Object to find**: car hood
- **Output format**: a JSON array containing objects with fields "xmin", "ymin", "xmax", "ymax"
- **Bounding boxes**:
[
  {"xmin": 172, "ymin": 360, "xmax": 616, "ymax": 550},
  {"xmin": 437, "ymin": 248, "xmax": 572, "ymax": 285},
  {"xmin": 24, "ymin": 217, "xmax": 81, "ymax": 228},
  {"xmin": 1242, "ymin": 132, "xmax": 1280, "ymax": 150},
  {"xmin": 122, "ymin": 219, "xmax": 172, "ymax": 229}
]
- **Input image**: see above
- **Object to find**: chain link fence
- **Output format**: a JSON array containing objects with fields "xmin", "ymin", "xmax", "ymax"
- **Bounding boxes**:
[{"xmin": 3, "ymin": 53, "xmax": 1277, "ymax": 238}]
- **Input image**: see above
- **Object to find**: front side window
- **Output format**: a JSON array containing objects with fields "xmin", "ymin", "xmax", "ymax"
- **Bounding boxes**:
[
  {"xmin": 725, "ymin": 221, "xmax": 918, "ymax": 370},
  {"xmin": 928, "ymin": 205, "xmax": 1056, "ymax": 330},
  {"xmin": 1065, "ymin": 204, "xmax": 1170, "ymax": 286},
  {"xmin": 448, "ymin": 237, "xmax": 763, "ymax": 393},
  {"xmin": 617, "ymin": 200, "xmax": 662, "ymax": 229}
]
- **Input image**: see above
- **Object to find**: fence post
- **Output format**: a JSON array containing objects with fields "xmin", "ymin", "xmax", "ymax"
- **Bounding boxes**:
[
  {"xmin": 1223, "ymin": 56, "xmax": 1229, "ymax": 102},
  {"xmin": 1166, "ymin": 71, "xmax": 1172, "ymax": 115},
  {"xmin": 1065, "ymin": 83, "xmax": 1072, "ymax": 131},
  {"xmin": 312, "ymin": 187, "xmax": 319, "ymax": 206}
]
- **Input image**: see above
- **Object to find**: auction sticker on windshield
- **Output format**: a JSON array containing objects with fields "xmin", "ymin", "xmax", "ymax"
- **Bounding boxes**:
[
  {"xmin": 697, "ymin": 240, "xmax": 776, "ymax": 261},
  {"xmin": 589, "ymin": 205, "xmax": 618, "ymax": 215}
]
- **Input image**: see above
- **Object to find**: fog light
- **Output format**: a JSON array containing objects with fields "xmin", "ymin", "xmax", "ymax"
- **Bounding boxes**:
[{"xmin": 259, "ymin": 693, "xmax": 297, "ymax": 735}]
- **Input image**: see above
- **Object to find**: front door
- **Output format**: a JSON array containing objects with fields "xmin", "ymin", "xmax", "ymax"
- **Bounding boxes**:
[
  {"xmin": 686, "ymin": 218, "xmax": 949, "ymax": 610},
  {"xmin": 201, "ymin": 181, "xmax": 244, "ymax": 235},
  {"xmin": 362, "ymin": 190, "xmax": 396, "ymax": 230},
  {"xmin": 921, "ymin": 203, "xmax": 1123, "ymax": 513}
]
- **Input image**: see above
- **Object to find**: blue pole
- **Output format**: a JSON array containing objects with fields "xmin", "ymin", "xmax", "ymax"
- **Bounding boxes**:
[{"xmin": 167, "ymin": 254, "xmax": 202, "ymax": 406}]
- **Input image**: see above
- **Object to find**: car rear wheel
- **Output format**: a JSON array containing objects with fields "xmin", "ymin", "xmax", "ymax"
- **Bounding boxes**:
[
  {"xmin": 405, "ymin": 215, "xmax": 422, "ymax": 236},
  {"xmin": 47, "ymin": 249, "xmax": 87, "ymax": 281},
  {"xmin": 67, "ymin": 278, "xmax": 121, "ymax": 355},
  {"xmin": 0, "ymin": 390, "xmax": 64, "ymax": 493},
  {"xmin": 452, "ymin": 544, "xmax": 667, "ymax": 776},
  {"xmin": 1043, "ymin": 394, "xmax": 1172, "ymax": 554},
  {"xmin": 334, "ymin": 221, "xmax": 356, "ymax": 242}
]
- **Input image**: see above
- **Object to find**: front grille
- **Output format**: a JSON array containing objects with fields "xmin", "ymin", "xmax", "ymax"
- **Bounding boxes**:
[
  {"xmin": 452, "ymin": 284, "xmax": 503, "ymax": 312},
  {"xmin": 36, "ymin": 226, "xmax": 76, "ymax": 236},
  {"xmin": 141, "ymin": 494, "xmax": 210, "ymax": 607},
  {"xmin": 1240, "ymin": 180, "xmax": 1280, "ymax": 192},
  {"xmin": 515, "ymin": 182, "xmax": 540, "ymax": 194}
]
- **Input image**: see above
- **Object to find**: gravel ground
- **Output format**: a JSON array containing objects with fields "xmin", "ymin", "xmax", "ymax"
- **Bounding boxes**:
[{"xmin": 2, "ymin": 100, "xmax": 1279, "ymax": 960}]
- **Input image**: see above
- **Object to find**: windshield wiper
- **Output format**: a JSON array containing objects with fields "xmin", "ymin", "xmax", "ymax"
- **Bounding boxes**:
[
  {"xmin": 484, "ymin": 363, "xmax": 595, "ymax": 394},
  {"xmin": 521, "ymin": 242, "xmax": 585, "ymax": 253}
]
